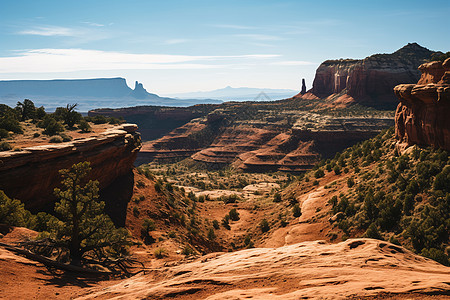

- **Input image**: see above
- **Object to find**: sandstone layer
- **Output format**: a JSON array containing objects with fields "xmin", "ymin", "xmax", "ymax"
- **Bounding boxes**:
[
  {"xmin": 310, "ymin": 43, "xmax": 436, "ymax": 107},
  {"xmin": 139, "ymin": 108, "xmax": 392, "ymax": 172},
  {"xmin": 0, "ymin": 124, "xmax": 141, "ymax": 210},
  {"xmin": 77, "ymin": 238, "xmax": 450, "ymax": 299},
  {"xmin": 395, "ymin": 58, "xmax": 450, "ymax": 151}
]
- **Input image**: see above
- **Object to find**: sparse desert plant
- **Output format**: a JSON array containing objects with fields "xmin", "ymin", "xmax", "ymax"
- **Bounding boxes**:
[
  {"xmin": 273, "ymin": 192, "xmax": 282, "ymax": 203},
  {"xmin": 154, "ymin": 247, "xmax": 167, "ymax": 259},
  {"xmin": 292, "ymin": 203, "xmax": 302, "ymax": 217},
  {"xmin": 228, "ymin": 208, "xmax": 240, "ymax": 221},
  {"xmin": 260, "ymin": 219, "xmax": 270, "ymax": 233},
  {"xmin": 49, "ymin": 135, "xmax": 63, "ymax": 143},
  {"xmin": 0, "ymin": 141, "xmax": 12, "ymax": 151},
  {"xmin": 78, "ymin": 119, "xmax": 91, "ymax": 133},
  {"xmin": 182, "ymin": 245, "xmax": 196, "ymax": 256},
  {"xmin": 212, "ymin": 219, "xmax": 220, "ymax": 229},
  {"xmin": 207, "ymin": 228, "xmax": 216, "ymax": 240}
]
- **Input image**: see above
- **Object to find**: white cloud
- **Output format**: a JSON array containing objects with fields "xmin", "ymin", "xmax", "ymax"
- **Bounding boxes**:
[
  {"xmin": 164, "ymin": 39, "xmax": 190, "ymax": 45},
  {"xmin": 81, "ymin": 21, "xmax": 105, "ymax": 27},
  {"xmin": 18, "ymin": 26, "xmax": 78, "ymax": 37},
  {"xmin": 272, "ymin": 60, "xmax": 315, "ymax": 66},
  {"xmin": 0, "ymin": 48, "xmax": 280, "ymax": 73}
]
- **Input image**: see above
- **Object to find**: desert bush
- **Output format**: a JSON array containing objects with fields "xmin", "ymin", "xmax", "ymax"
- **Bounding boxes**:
[
  {"xmin": 207, "ymin": 228, "xmax": 216, "ymax": 240},
  {"xmin": 0, "ymin": 190, "xmax": 36, "ymax": 228},
  {"xmin": 314, "ymin": 168, "xmax": 324, "ymax": 178},
  {"xmin": 0, "ymin": 128, "xmax": 8, "ymax": 139},
  {"xmin": 49, "ymin": 135, "xmax": 63, "ymax": 143},
  {"xmin": 228, "ymin": 208, "xmax": 240, "ymax": 221},
  {"xmin": 154, "ymin": 247, "xmax": 167, "ymax": 259},
  {"xmin": 292, "ymin": 203, "xmax": 302, "ymax": 217},
  {"xmin": 182, "ymin": 245, "xmax": 196, "ymax": 256},
  {"xmin": 78, "ymin": 119, "xmax": 91, "ymax": 133},
  {"xmin": 212, "ymin": 219, "xmax": 220, "ymax": 229},
  {"xmin": 0, "ymin": 141, "xmax": 12, "ymax": 151},
  {"xmin": 273, "ymin": 192, "xmax": 282, "ymax": 203},
  {"xmin": 260, "ymin": 219, "xmax": 270, "ymax": 233}
]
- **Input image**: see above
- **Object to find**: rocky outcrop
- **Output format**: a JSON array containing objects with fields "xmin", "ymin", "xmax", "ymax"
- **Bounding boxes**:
[
  {"xmin": 310, "ymin": 43, "xmax": 437, "ymax": 107},
  {"xmin": 300, "ymin": 78, "xmax": 306, "ymax": 95},
  {"xmin": 394, "ymin": 58, "xmax": 450, "ymax": 151},
  {"xmin": 0, "ymin": 124, "xmax": 141, "ymax": 210}
]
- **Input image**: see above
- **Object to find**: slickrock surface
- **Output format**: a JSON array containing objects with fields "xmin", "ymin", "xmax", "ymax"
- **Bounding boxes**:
[
  {"xmin": 395, "ymin": 58, "xmax": 450, "ymax": 151},
  {"xmin": 0, "ymin": 124, "xmax": 141, "ymax": 209},
  {"xmin": 77, "ymin": 238, "xmax": 450, "ymax": 299}
]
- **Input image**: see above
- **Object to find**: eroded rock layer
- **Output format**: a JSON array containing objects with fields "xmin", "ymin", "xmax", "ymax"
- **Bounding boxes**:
[
  {"xmin": 394, "ymin": 58, "xmax": 450, "ymax": 151},
  {"xmin": 311, "ymin": 43, "xmax": 436, "ymax": 107},
  {"xmin": 139, "ymin": 110, "xmax": 392, "ymax": 172},
  {"xmin": 0, "ymin": 124, "xmax": 141, "ymax": 209}
]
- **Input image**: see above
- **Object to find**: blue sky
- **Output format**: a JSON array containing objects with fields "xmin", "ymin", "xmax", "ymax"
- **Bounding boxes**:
[{"xmin": 0, "ymin": 0, "xmax": 449, "ymax": 95}]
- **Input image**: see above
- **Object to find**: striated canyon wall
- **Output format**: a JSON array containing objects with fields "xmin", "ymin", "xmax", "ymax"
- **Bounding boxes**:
[
  {"xmin": 310, "ymin": 43, "xmax": 436, "ymax": 107},
  {"xmin": 0, "ymin": 124, "xmax": 141, "ymax": 211},
  {"xmin": 394, "ymin": 58, "xmax": 450, "ymax": 151}
]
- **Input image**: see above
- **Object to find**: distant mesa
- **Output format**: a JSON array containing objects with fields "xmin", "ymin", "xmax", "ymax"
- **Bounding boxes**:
[
  {"xmin": 0, "ymin": 77, "xmax": 222, "ymax": 111},
  {"xmin": 305, "ymin": 43, "xmax": 439, "ymax": 108}
]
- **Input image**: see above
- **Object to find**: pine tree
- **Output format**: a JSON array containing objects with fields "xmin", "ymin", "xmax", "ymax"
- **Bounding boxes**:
[{"xmin": 48, "ymin": 161, "xmax": 131, "ymax": 266}]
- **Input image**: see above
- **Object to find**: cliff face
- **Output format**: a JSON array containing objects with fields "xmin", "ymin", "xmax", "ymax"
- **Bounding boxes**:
[
  {"xmin": 394, "ymin": 58, "xmax": 450, "ymax": 151},
  {"xmin": 0, "ymin": 124, "xmax": 141, "ymax": 210},
  {"xmin": 311, "ymin": 43, "xmax": 436, "ymax": 107}
]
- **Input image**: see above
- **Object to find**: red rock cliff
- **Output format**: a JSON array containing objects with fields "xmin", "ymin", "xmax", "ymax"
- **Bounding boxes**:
[
  {"xmin": 311, "ymin": 43, "xmax": 436, "ymax": 107},
  {"xmin": 394, "ymin": 58, "xmax": 450, "ymax": 151},
  {"xmin": 0, "ymin": 124, "xmax": 141, "ymax": 210}
]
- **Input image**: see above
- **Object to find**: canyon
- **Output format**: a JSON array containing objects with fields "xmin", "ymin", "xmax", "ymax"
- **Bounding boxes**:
[{"xmin": 395, "ymin": 58, "xmax": 450, "ymax": 151}]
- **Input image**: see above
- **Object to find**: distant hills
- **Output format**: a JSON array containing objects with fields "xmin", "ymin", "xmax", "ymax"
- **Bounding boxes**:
[
  {"xmin": 0, "ymin": 78, "xmax": 222, "ymax": 111},
  {"xmin": 165, "ymin": 86, "xmax": 298, "ymax": 101}
]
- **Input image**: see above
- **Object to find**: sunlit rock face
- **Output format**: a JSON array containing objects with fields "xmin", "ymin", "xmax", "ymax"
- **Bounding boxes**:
[
  {"xmin": 0, "ymin": 124, "xmax": 141, "ymax": 210},
  {"xmin": 311, "ymin": 43, "xmax": 435, "ymax": 108},
  {"xmin": 395, "ymin": 58, "xmax": 450, "ymax": 151}
]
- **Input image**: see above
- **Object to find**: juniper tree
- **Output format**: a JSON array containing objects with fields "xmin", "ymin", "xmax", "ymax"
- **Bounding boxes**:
[{"xmin": 47, "ymin": 161, "xmax": 131, "ymax": 266}]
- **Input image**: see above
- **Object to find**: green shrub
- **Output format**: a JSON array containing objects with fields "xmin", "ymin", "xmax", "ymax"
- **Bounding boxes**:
[
  {"xmin": 154, "ymin": 247, "xmax": 167, "ymax": 259},
  {"xmin": 0, "ymin": 190, "xmax": 36, "ymax": 228},
  {"xmin": 0, "ymin": 141, "xmax": 12, "ymax": 151},
  {"xmin": 228, "ymin": 208, "xmax": 240, "ymax": 221},
  {"xmin": 207, "ymin": 228, "xmax": 216, "ymax": 240},
  {"xmin": 142, "ymin": 218, "xmax": 156, "ymax": 232},
  {"xmin": 78, "ymin": 120, "xmax": 91, "ymax": 133},
  {"xmin": 182, "ymin": 245, "xmax": 196, "ymax": 256},
  {"xmin": 49, "ymin": 135, "xmax": 63, "ymax": 143},
  {"xmin": 314, "ymin": 168, "xmax": 324, "ymax": 178},
  {"xmin": 212, "ymin": 219, "xmax": 220, "ymax": 229},
  {"xmin": 260, "ymin": 219, "xmax": 270, "ymax": 233},
  {"xmin": 292, "ymin": 204, "xmax": 302, "ymax": 217},
  {"xmin": 333, "ymin": 165, "xmax": 341, "ymax": 175},
  {"xmin": 273, "ymin": 192, "xmax": 282, "ymax": 203},
  {"xmin": 0, "ymin": 128, "xmax": 8, "ymax": 139},
  {"xmin": 365, "ymin": 223, "xmax": 382, "ymax": 240}
]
